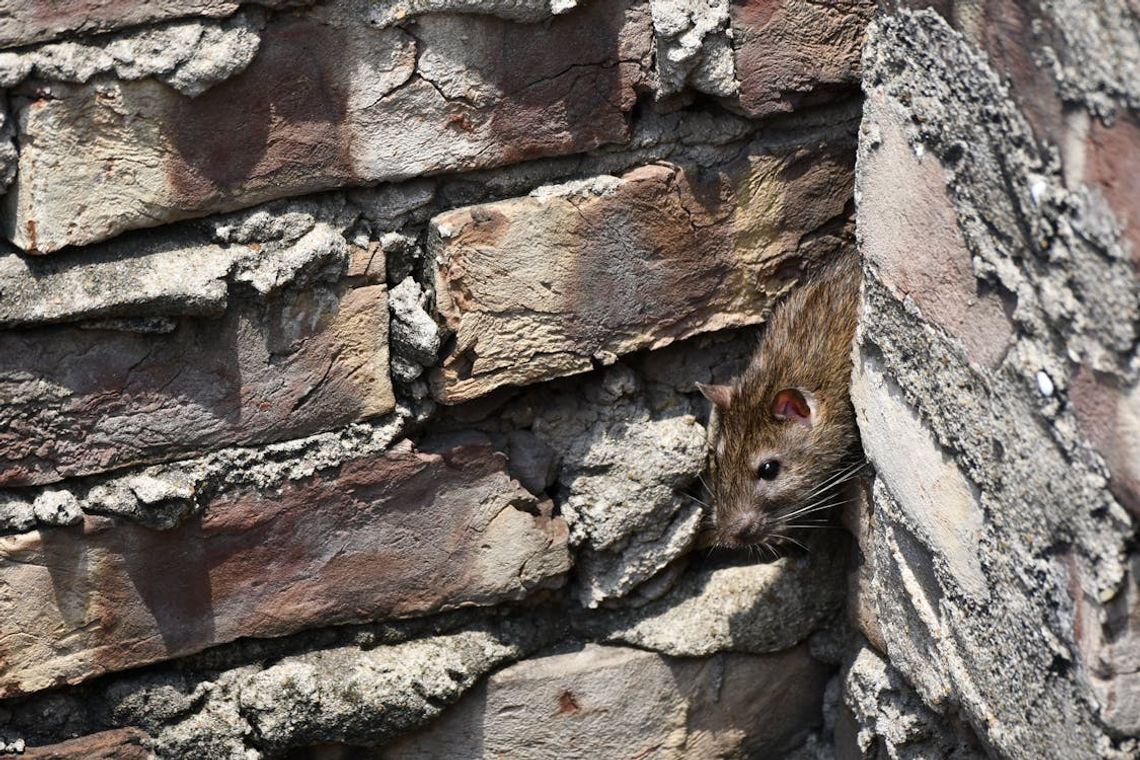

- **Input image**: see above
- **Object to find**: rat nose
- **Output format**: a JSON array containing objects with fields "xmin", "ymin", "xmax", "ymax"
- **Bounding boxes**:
[{"xmin": 721, "ymin": 512, "xmax": 763, "ymax": 548}]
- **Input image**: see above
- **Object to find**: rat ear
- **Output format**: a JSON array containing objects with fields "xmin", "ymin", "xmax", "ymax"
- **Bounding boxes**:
[
  {"xmin": 697, "ymin": 382, "xmax": 734, "ymax": 410},
  {"xmin": 773, "ymin": 388, "xmax": 816, "ymax": 426}
]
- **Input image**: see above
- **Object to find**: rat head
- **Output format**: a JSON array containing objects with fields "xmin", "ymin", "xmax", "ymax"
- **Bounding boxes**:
[{"xmin": 699, "ymin": 382, "xmax": 845, "ymax": 549}]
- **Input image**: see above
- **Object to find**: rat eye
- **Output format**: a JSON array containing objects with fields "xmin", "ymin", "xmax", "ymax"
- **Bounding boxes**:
[{"xmin": 757, "ymin": 460, "xmax": 780, "ymax": 480}]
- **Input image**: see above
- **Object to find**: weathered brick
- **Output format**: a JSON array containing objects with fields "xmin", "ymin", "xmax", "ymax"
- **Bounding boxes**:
[
  {"xmin": 21, "ymin": 729, "xmax": 150, "ymax": 760},
  {"xmin": 0, "ymin": 438, "xmax": 570, "ymax": 696},
  {"xmin": 0, "ymin": 279, "xmax": 394, "ymax": 486},
  {"xmin": 731, "ymin": 0, "xmax": 875, "ymax": 117},
  {"xmin": 1071, "ymin": 367, "xmax": 1140, "ymax": 517},
  {"xmin": 0, "ymin": 237, "xmax": 237, "ymax": 328},
  {"xmin": 429, "ymin": 138, "xmax": 854, "ymax": 403},
  {"xmin": 0, "ymin": 1, "xmax": 299, "ymax": 49},
  {"xmin": 4, "ymin": 0, "xmax": 651, "ymax": 252},
  {"xmin": 858, "ymin": 91, "xmax": 1013, "ymax": 370},
  {"xmin": 1083, "ymin": 113, "xmax": 1140, "ymax": 269},
  {"xmin": 385, "ymin": 643, "xmax": 830, "ymax": 759}
]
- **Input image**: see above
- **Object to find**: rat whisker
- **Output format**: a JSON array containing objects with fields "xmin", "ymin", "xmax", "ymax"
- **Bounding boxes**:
[
  {"xmin": 782, "ymin": 523, "xmax": 843, "ymax": 531},
  {"xmin": 778, "ymin": 496, "xmax": 853, "ymax": 522},
  {"xmin": 685, "ymin": 493, "xmax": 711, "ymax": 509},
  {"xmin": 805, "ymin": 459, "xmax": 868, "ymax": 498},
  {"xmin": 802, "ymin": 460, "xmax": 868, "ymax": 501},
  {"xmin": 780, "ymin": 534, "xmax": 810, "ymax": 553}
]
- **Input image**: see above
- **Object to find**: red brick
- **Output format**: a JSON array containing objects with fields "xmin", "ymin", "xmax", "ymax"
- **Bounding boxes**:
[
  {"xmin": 0, "ymin": 439, "xmax": 570, "ymax": 696},
  {"xmin": 0, "ymin": 282, "xmax": 393, "ymax": 486},
  {"xmin": 5, "ymin": 0, "xmax": 651, "ymax": 252},
  {"xmin": 22, "ymin": 729, "xmax": 150, "ymax": 760},
  {"xmin": 731, "ymin": 0, "xmax": 875, "ymax": 117},
  {"xmin": 430, "ymin": 140, "xmax": 855, "ymax": 403}
]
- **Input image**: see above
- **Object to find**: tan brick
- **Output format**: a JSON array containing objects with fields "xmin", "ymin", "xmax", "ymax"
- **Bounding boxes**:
[
  {"xmin": 0, "ymin": 439, "xmax": 570, "ymax": 696},
  {"xmin": 429, "ymin": 140, "xmax": 854, "ymax": 403},
  {"xmin": 385, "ymin": 643, "xmax": 830, "ymax": 759},
  {"xmin": 0, "ymin": 280, "xmax": 394, "ymax": 487},
  {"xmin": 4, "ymin": 0, "xmax": 651, "ymax": 252},
  {"xmin": 731, "ymin": 0, "xmax": 875, "ymax": 117}
]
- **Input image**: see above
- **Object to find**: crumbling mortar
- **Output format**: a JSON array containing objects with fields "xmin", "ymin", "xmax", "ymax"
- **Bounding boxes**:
[
  {"xmin": 0, "ymin": 10, "xmax": 268, "ymax": 98},
  {"xmin": 0, "ymin": 527, "xmax": 846, "ymax": 754},
  {"xmin": 0, "ymin": 406, "xmax": 413, "ymax": 534}
]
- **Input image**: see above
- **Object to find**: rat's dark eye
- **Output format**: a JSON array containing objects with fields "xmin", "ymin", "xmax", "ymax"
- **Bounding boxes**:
[{"xmin": 757, "ymin": 459, "xmax": 780, "ymax": 480}]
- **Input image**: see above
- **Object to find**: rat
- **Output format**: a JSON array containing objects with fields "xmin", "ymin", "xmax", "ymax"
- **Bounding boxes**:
[{"xmin": 698, "ymin": 253, "xmax": 863, "ymax": 550}]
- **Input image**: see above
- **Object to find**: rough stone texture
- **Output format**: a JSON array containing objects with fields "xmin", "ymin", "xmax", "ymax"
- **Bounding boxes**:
[
  {"xmin": 4, "ymin": 0, "xmax": 652, "ymax": 252},
  {"xmin": 0, "ymin": 1, "xmax": 302, "ymax": 49},
  {"xmin": 0, "ymin": 0, "xmax": 980, "ymax": 756},
  {"xmin": 9, "ymin": 621, "xmax": 553, "ymax": 759},
  {"xmin": 0, "ymin": 407, "xmax": 411, "ymax": 534},
  {"xmin": 851, "ymin": 8, "xmax": 1140, "ymax": 758},
  {"xmin": 1075, "ymin": 551, "xmax": 1140, "ymax": 738},
  {"xmin": 593, "ymin": 534, "xmax": 848, "ymax": 656},
  {"xmin": 0, "ymin": 438, "xmax": 569, "ymax": 695},
  {"xmin": 384, "ymin": 643, "xmax": 831, "ymax": 759},
  {"xmin": 731, "ymin": 0, "xmax": 876, "ymax": 117},
  {"xmin": 232, "ymin": 629, "xmax": 529, "ymax": 753},
  {"xmin": 0, "ymin": 11, "xmax": 264, "ymax": 97},
  {"xmin": 430, "ymin": 132, "xmax": 855, "ymax": 404},
  {"xmin": 0, "ymin": 195, "xmax": 388, "ymax": 489},
  {"xmin": 651, "ymin": 0, "xmax": 736, "ymax": 98},
  {"xmin": 368, "ymin": 0, "xmax": 582, "ymax": 28},
  {"xmin": 529, "ymin": 364, "xmax": 707, "ymax": 607},
  {"xmin": 0, "ymin": 100, "xmax": 15, "ymax": 193},
  {"xmin": 838, "ymin": 646, "xmax": 983, "ymax": 759},
  {"xmin": 388, "ymin": 276, "xmax": 442, "ymax": 381}
]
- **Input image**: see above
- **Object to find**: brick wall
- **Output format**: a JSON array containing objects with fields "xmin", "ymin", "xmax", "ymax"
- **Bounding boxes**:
[
  {"xmin": 1, "ymin": 1, "xmax": 1137, "ymax": 758},
  {"xmin": 0, "ymin": 1, "xmax": 868, "ymax": 756}
]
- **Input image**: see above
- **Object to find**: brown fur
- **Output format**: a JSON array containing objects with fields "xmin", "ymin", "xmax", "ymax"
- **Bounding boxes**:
[{"xmin": 704, "ymin": 253, "xmax": 863, "ymax": 548}]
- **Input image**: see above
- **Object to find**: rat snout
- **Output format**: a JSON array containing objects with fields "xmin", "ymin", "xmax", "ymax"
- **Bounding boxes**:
[{"xmin": 719, "ymin": 510, "xmax": 768, "ymax": 549}]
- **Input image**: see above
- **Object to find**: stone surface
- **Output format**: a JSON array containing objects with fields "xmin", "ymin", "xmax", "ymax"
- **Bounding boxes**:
[
  {"xmin": 595, "ymin": 535, "xmax": 848, "ymax": 656},
  {"xmin": 0, "ymin": 237, "xmax": 237, "ymax": 328},
  {"xmin": 3, "ymin": 11, "xmax": 264, "ymax": 97},
  {"xmin": 388, "ymin": 276, "xmax": 442, "ymax": 379},
  {"xmin": 531, "ymin": 365, "xmax": 708, "ymax": 607},
  {"xmin": 368, "ymin": 0, "xmax": 582, "ymax": 28},
  {"xmin": 4, "ymin": 0, "xmax": 651, "ymax": 252},
  {"xmin": 384, "ymin": 643, "xmax": 831, "ymax": 759},
  {"xmin": 430, "ymin": 133, "xmax": 855, "ymax": 404},
  {"xmin": 851, "ymin": 9, "xmax": 1140, "ymax": 757},
  {"xmin": 651, "ymin": 0, "xmax": 736, "ymax": 98},
  {"xmin": 851, "ymin": 355, "xmax": 987, "ymax": 600},
  {"xmin": 0, "ymin": 272, "xmax": 393, "ymax": 486},
  {"xmin": 0, "ymin": 410, "xmax": 411, "ymax": 534},
  {"xmin": 856, "ymin": 93, "xmax": 1013, "ymax": 371},
  {"xmin": 233, "ymin": 629, "xmax": 530, "ymax": 753},
  {"xmin": 0, "ymin": 438, "xmax": 570, "ymax": 695},
  {"xmin": 0, "ymin": 100, "xmax": 14, "ymax": 193},
  {"xmin": 731, "ymin": 0, "xmax": 876, "ymax": 117},
  {"xmin": 838, "ymin": 646, "xmax": 983, "ymax": 759},
  {"xmin": 0, "ymin": 0, "xmax": 301, "ymax": 49},
  {"xmin": 1074, "ymin": 551, "xmax": 1140, "ymax": 737},
  {"xmin": 1071, "ymin": 368, "xmax": 1140, "ymax": 516}
]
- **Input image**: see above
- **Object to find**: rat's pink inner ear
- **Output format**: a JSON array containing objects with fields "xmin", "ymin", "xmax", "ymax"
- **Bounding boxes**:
[
  {"xmin": 697, "ymin": 382, "xmax": 734, "ymax": 410},
  {"xmin": 773, "ymin": 388, "xmax": 813, "ymax": 425}
]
